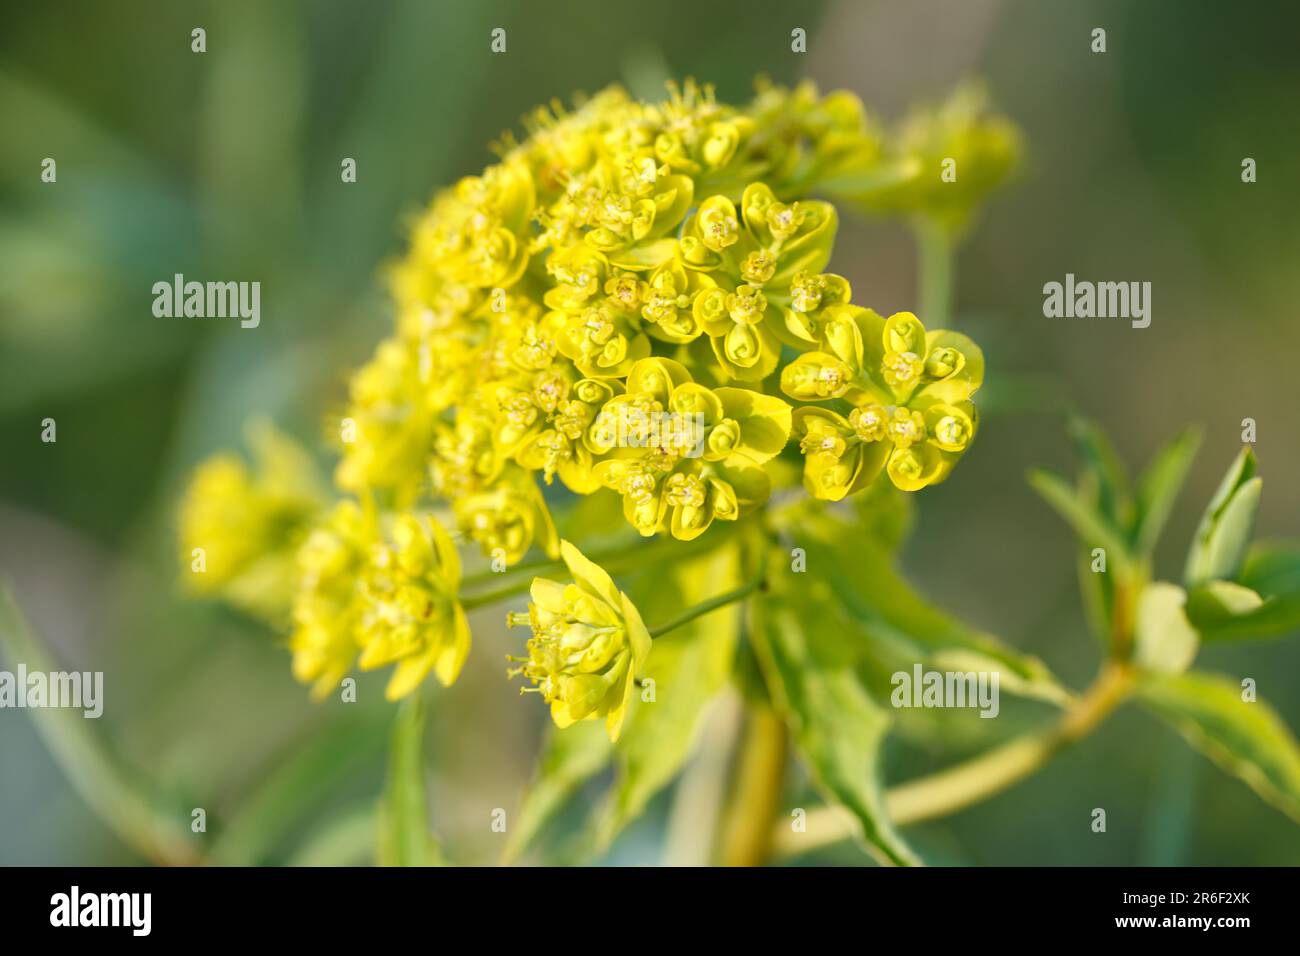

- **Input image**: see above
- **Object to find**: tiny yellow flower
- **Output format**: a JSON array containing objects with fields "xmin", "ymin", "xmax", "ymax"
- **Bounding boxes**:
[
  {"xmin": 589, "ymin": 357, "xmax": 789, "ymax": 538},
  {"xmin": 178, "ymin": 420, "xmax": 325, "ymax": 621},
  {"xmin": 453, "ymin": 465, "xmax": 560, "ymax": 564},
  {"xmin": 507, "ymin": 540, "xmax": 651, "ymax": 741},
  {"xmin": 357, "ymin": 513, "xmax": 471, "ymax": 700},
  {"xmin": 289, "ymin": 500, "xmax": 372, "ymax": 700},
  {"xmin": 335, "ymin": 338, "xmax": 435, "ymax": 499}
]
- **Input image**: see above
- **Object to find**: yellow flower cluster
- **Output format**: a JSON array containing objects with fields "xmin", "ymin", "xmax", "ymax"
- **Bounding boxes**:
[
  {"xmin": 345, "ymin": 80, "xmax": 1006, "ymax": 548},
  {"xmin": 179, "ymin": 78, "xmax": 1018, "ymax": 714}
]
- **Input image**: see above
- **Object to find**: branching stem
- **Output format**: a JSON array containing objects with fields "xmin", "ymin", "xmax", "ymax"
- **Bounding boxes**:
[{"xmin": 773, "ymin": 662, "xmax": 1136, "ymax": 859}]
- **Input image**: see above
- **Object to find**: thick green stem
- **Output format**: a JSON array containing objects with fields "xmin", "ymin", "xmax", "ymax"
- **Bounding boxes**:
[
  {"xmin": 915, "ymin": 216, "xmax": 953, "ymax": 326},
  {"xmin": 717, "ymin": 704, "xmax": 788, "ymax": 866}
]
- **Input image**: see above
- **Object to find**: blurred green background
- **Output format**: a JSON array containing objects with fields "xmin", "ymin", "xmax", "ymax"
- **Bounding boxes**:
[{"xmin": 2, "ymin": 0, "xmax": 1298, "ymax": 865}]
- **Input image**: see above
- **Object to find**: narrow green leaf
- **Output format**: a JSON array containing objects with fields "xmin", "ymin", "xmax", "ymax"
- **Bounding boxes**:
[
  {"xmin": 1184, "ymin": 448, "xmax": 1260, "ymax": 586},
  {"xmin": 1133, "ymin": 426, "xmax": 1202, "ymax": 555},
  {"xmin": 1189, "ymin": 478, "xmax": 1262, "ymax": 587},
  {"xmin": 750, "ymin": 584, "xmax": 917, "ymax": 866},
  {"xmin": 1240, "ymin": 541, "xmax": 1300, "ymax": 597},
  {"xmin": 505, "ymin": 720, "xmax": 612, "ymax": 864},
  {"xmin": 596, "ymin": 544, "xmax": 742, "ymax": 850},
  {"xmin": 1028, "ymin": 468, "xmax": 1133, "ymax": 571},
  {"xmin": 210, "ymin": 709, "xmax": 389, "ymax": 865},
  {"xmin": 0, "ymin": 585, "xmax": 200, "ymax": 865},
  {"xmin": 1066, "ymin": 415, "xmax": 1134, "ymax": 532},
  {"xmin": 288, "ymin": 804, "xmax": 377, "ymax": 866},
  {"xmin": 1077, "ymin": 529, "xmax": 1117, "ymax": 647},
  {"xmin": 1140, "ymin": 671, "xmax": 1300, "ymax": 824},
  {"xmin": 377, "ymin": 693, "xmax": 444, "ymax": 866}
]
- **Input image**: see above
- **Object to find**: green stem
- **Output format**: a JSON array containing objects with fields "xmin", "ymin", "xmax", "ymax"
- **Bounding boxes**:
[
  {"xmin": 0, "ymin": 586, "xmax": 202, "ymax": 866},
  {"xmin": 775, "ymin": 662, "xmax": 1136, "ymax": 858},
  {"xmin": 462, "ymin": 528, "xmax": 752, "ymax": 614},
  {"xmin": 915, "ymin": 216, "xmax": 953, "ymax": 326},
  {"xmin": 460, "ymin": 578, "xmax": 535, "ymax": 611},
  {"xmin": 378, "ymin": 691, "xmax": 443, "ymax": 866},
  {"xmin": 889, "ymin": 662, "xmax": 1133, "ymax": 824},
  {"xmin": 458, "ymin": 527, "xmax": 739, "ymax": 599},
  {"xmin": 648, "ymin": 574, "xmax": 765, "ymax": 639},
  {"xmin": 717, "ymin": 704, "xmax": 787, "ymax": 866},
  {"xmin": 459, "ymin": 554, "xmax": 561, "ymax": 591}
]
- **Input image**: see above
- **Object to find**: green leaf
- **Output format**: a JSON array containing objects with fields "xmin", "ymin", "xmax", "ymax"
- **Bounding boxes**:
[
  {"xmin": 1140, "ymin": 670, "xmax": 1300, "ymax": 824},
  {"xmin": 505, "ymin": 720, "xmax": 612, "ymax": 864},
  {"xmin": 1184, "ymin": 448, "xmax": 1260, "ymax": 587},
  {"xmin": 750, "ymin": 582, "xmax": 917, "ymax": 866},
  {"xmin": 211, "ymin": 708, "xmax": 389, "ymax": 864},
  {"xmin": 1028, "ymin": 468, "xmax": 1133, "ymax": 572},
  {"xmin": 1077, "ymin": 534, "xmax": 1117, "ymax": 646},
  {"xmin": 377, "ymin": 693, "xmax": 444, "ymax": 866},
  {"xmin": 1132, "ymin": 582, "xmax": 1198, "ymax": 675},
  {"xmin": 1185, "ymin": 580, "xmax": 1264, "ymax": 627},
  {"xmin": 850, "ymin": 476, "xmax": 916, "ymax": 552},
  {"xmin": 1066, "ymin": 415, "xmax": 1134, "ymax": 532},
  {"xmin": 0, "ymin": 585, "xmax": 200, "ymax": 865},
  {"xmin": 1187, "ymin": 580, "xmax": 1300, "ymax": 643},
  {"xmin": 596, "ymin": 543, "xmax": 742, "ymax": 850},
  {"xmin": 1133, "ymin": 426, "xmax": 1202, "ymax": 555},
  {"xmin": 288, "ymin": 804, "xmax": 377, "ymax": 866},
  {"xmin": 1240, "ymin": 542, "xmax": 1300, "ymax": 597},
  {"xmin": 798, "ymin": 513, "xmax": 1068, "ymax": 705}
]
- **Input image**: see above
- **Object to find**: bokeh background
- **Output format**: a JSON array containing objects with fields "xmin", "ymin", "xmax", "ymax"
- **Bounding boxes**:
[{"xmin": 2, "ymin": 0, "xmax": 1298, "ymax": 865}]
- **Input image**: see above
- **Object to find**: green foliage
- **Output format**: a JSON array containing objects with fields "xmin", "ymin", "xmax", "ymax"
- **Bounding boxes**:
[
  {"xmin": 1134, "ymin": 427, "xmax": 1203, "ymax": 555},
  {"xmin": 211, "ymin": 709, "xmax": 390, "ymax": 865},
  {"xmin": 1028, "ymin": 419, "xmax": 1300, "ymax": 838},
  {"xmin": 751, "ymin": 571, "xmax": 917, "ymax": 866},
  {"xmin": 1185, "ymin": 448, "xmax": 1261, "ymax": 587},
  {"xmin": 1066, "ymin": 415, "xmax": 1136, "ymax": 535},
  {"xmin": 377, "ymin": 694, "xmax": 444, "ymax": 866},
  {"xmin": 1029, "ymin": 468, "xmax": 1135, "ymax": 573},
  {"xmin": 595, "ymin": 544, "xmax": 743, "ymax": 851},
  {"xmin": 792, "ymin": 509, "xmax": 1067, "ymax": 705},
  {"xmin": 1140, "ymin": 671, "xmax": 1300, "ymax": 824},
  {"xmin": 1242, "ymin": 542, "xmax": 1300, "ymax": 596},
  {"xmin": 0, "ymin": 587, "xmax": 200, "ymax": 866},
  {"xmin": 506, "ymin": 721, "xmax": 612, "ymax": 864}
]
